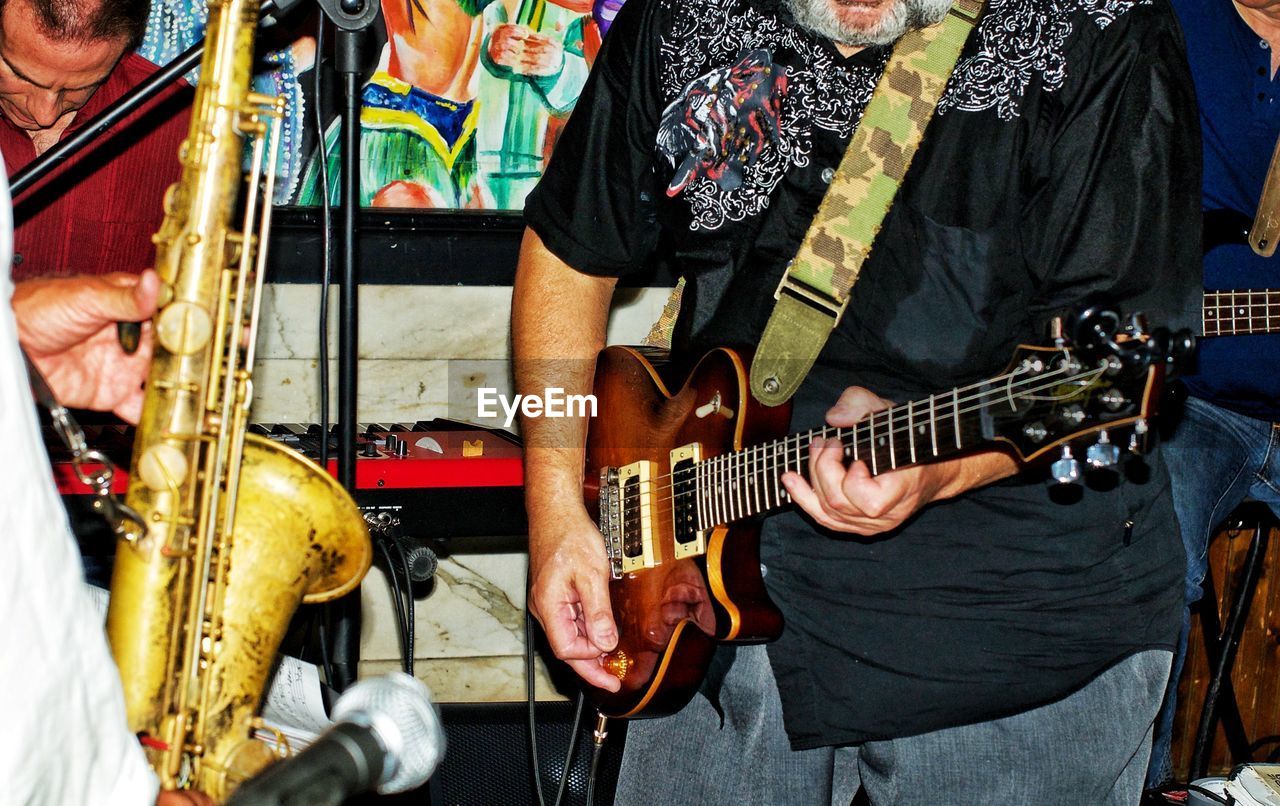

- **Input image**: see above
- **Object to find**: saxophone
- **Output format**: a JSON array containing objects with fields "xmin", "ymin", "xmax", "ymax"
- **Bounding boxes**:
[{"xmin": 105, "ymin": 0, "xmax": 372, "ymax": 798}]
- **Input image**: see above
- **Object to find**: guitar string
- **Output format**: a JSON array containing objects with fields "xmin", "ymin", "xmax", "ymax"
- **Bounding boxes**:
[
  {"xmin": 625, "ymin": 363, "xmax": 1101, "ymax": 519},
  {"xmin": 609, "ymin": 359, "xmax": 1053, "ymax": 492},
  {"xmin": 614, "ymin": 363, "xmax": 1111, "ymax": 523},
  {"xmin": 618, "ymin": 360, "xmax": 1089, "ymax": 495},
  {"xmin": 611, "ymin": 364, "xmax": 1113, "ymax": 544}
]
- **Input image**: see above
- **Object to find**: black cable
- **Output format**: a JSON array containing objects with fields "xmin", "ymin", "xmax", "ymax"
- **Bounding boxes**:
[
  {"xmin": 391, "ymin": 536, "xmax": 415, "ymax": 676},
  {"xmin": 1185, "ymin": 784, "xmax": 1230, "ymax": 805},
  {"xmin": 314, "ymin": 14, "xmax": 332, "ymax": 473},
  {"xmin": 526, "ymin": 611, "xmax": 549, "ymax": 806},
  {"xmin": 585, "ymin": 738, "xmax": 605, "ymax": 806},
  {"xmin": 375, "ymin": 539, "xmax": 411, "ymax": 674},
  {"xmin": 318, "ymin": 604, "xmax": 335, "ymax": 686},
  {"xmin": 552, "ymin": 694, "xmax": 585, "ymax": 806},
  {"xmin": 525, "ymin": 602, "xmax": 587, "ymax": 806},
  {"xmin": 312, "ymin": 10, "xmax": 339, "ymax": 694},
  {"xmin": 1149, "ymin": 782, "xmax": 1231, "ymax": 805}
]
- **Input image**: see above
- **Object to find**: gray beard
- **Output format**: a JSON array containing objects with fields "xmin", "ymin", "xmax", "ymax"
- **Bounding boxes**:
[{"xmin": 784, "ymin": 0, "xmax": 952, "ymax": 47}]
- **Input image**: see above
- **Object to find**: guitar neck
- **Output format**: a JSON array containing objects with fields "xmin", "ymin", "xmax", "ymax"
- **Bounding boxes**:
[
  {"xmin": 692, "ymin": 364, "xmax": 1080, "ymax": 530},
  {"xmin": 1204, "ymin": 289, "xmax": 1280, "ymax": 336}
]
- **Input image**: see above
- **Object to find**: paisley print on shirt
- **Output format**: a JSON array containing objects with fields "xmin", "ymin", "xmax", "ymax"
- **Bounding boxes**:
[{"xmin": 655, "ymin": 0, "xmax": 1152, "ymax": 230}]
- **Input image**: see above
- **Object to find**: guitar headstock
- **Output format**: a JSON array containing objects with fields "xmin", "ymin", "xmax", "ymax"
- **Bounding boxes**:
[{"xmin": 987, "ymin": 306, "xmax": 1194, "ymax": 477}]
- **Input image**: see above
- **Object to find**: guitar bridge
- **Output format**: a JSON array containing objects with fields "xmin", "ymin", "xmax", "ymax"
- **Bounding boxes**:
[{"xmin": 598, "ymin": 461, "xmax": 660, "ymax": 578}]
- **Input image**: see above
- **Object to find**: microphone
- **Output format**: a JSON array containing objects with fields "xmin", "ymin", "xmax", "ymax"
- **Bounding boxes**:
[{"xmin": 227, "ymin": 673, "xmax": 445, "ymax": 805}]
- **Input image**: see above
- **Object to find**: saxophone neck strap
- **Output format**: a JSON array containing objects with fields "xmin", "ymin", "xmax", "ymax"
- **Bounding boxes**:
[{"xmin": 748, "ymin": 0, "xmax": 984, "ymax": 405}]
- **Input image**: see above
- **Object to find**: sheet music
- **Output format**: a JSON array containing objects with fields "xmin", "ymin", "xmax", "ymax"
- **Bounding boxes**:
[
  {"xmin": 255, "ymin": 655, "xmax": 332, "ymax": 751},
  {"xmin": 81, "ymin": 582, "xmax": 330, "ymax": 752},
  {"xmin": 1226, "ymin": 763, "xmax": 1280, "ymax": 806}
]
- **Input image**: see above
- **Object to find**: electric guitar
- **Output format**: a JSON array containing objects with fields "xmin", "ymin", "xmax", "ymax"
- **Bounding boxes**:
[{"xmin": 583, "ymin": 307, "xmax": 1191, "ymax": 719}]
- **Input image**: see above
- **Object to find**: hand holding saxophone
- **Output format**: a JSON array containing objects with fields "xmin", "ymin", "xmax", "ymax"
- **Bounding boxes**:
[
  {"xmin": 157, "ymin": 789, "xmax": 214, "ymax": 806},
  {"xmin": 11, "ymin": 269, "xmax": 159, "ymax": 423}
]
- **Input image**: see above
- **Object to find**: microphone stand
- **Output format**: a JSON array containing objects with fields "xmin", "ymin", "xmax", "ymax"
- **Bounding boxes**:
[{"xmin": 313, "ymin": 0, "xmax": 378, "ymax": 693}]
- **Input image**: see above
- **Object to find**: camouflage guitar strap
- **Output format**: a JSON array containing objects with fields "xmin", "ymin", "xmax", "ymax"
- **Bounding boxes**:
[{"xmin": 748, "ymin": 0, "xmax": 984, "ymax": 404}]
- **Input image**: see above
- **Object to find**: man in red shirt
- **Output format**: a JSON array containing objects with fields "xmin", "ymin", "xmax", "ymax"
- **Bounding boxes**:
[{"xmin": 0, "ymin": 0, "xmax": 190, "ymax": 280}]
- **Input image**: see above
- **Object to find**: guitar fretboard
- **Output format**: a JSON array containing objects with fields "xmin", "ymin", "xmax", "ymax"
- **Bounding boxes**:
[
  {"xmin": 1204, "ymin": 289, "xmax": 1280, "ymax": 336},
  {"xmin": 682, "ymin": 367, "xmax": 1078, "ymax": 531}
]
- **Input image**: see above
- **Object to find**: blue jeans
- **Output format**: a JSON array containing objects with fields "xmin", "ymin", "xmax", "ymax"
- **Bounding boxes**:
[
  {"xmin": 1146, "ymin": 396, "xmax": 1280, "ymax": 786},
  {"xmin": 617, "ymin": 644, "xmax": 1170, "ymax": 805}
]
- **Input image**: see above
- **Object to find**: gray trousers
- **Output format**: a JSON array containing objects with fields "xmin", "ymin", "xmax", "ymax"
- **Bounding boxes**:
[{"xmin": 614, "ymin": 645, "xmax": 1171, "ymax": 806}]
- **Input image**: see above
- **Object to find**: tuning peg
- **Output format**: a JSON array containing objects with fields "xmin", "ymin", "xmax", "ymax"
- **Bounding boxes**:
[
  {"xmin": 1051, "ymin": 446, "xmax": 1082, "ymax": 485},
  {"xmin": 1125, "ymin": 312, "xmax": 1148, "ymax": 337},
  {"xmin": 1127, "ymin": 418, "xmax": 1149, "ymax": 455},
  {"xmin": 1050, "ymin": 316, "xmax": 1067, "ymax": 347},
  {"xmin": 1086, "ymin": 430, "xmax": 1121, "ymax": 469}
]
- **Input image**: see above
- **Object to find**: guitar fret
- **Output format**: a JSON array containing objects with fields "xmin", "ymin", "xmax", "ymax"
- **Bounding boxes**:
[
  {"xmin": 929, "ymin": 394, "xmax": 938, "ymax": 456},
  {"xmin": 727, "ymin": 451, "xmax": 738, "ymax": 522},
  {"xmin": 907, "ymin": 400, "xmax": 917, "ymax": 464},
  {"xmin": 706, "ymin": 458, "xmax": 715, "ymax": 527},
  {"xmin": 778, "ymin": 440, "xmax": 788, "ymax": 501},
  {"xmin": 723, "ymin": 452, "xmax": 733, "ymax": 523},
  {"xmin": 952, "ymin": 388, "xmax": 962, "ymax": 449},
  {"xmin": 701, "ymin": 463, "xmax": 711, "ymax": 534},
  {"xmin": 762, "ymin": 444, "xmax": 772, "ymax": 511},
  {"xmin": 722, "ymin": 454, "xmax": 730, "ymax": 524},
  {"xmin": 869, "ymin": 416, "xmax": 878, "ymax": 474},
  {"xmin": 714, "ymin": 456, "xmax": 724, "ymax": 527},
  {"xmin": 776, "ymin": 440, "xmax": 785, "ymax": 505},
  {"xmin": 887, "ymin": 407, "xmax": 896, "ymax": 470},
  {"xmin": 747, "ymin": 445, "xmax": 757, "ymax": 514}
]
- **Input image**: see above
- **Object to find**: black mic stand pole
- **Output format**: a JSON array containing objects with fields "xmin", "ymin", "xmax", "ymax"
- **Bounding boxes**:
[{"xmin": 314, "ymin": 0, "xmax": 378, "ymax": 692}]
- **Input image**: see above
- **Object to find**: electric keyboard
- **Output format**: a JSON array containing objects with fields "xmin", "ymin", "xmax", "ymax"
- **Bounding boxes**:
[{"xmin": 47, "ymin": 420, "xmax": 527, "ymax": 539}]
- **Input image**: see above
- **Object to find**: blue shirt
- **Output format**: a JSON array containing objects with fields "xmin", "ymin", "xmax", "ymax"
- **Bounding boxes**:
[{"xmin": 1174, "ymin": 0, "xmax": 1280, "ymax": 419}]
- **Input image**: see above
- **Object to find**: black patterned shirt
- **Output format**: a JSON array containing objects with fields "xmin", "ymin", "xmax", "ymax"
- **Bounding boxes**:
[{"xmin": 525, "ymin": 0, "xmax": 1202, "ymax": 745}]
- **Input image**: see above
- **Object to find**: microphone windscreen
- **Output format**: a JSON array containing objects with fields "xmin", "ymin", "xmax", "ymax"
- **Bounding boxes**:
[{"xmin": 332, "ymin": 673, "xmax": 445, "ymax": 794}]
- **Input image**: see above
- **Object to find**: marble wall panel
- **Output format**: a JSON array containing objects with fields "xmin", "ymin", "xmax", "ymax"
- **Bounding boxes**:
[{"xmin": 250, "ymin": 283, "xmax": 673, "ymax": 702}]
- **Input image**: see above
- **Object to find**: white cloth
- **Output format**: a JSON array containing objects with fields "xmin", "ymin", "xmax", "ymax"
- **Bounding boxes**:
[{"xmin": 0, "ymin": 169, "xmax": 159, "ymax": 804}]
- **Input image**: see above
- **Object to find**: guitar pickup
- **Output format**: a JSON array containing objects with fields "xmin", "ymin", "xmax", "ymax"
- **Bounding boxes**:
[
  {"xmin": 611, "ymin": 460, "xmax": 661, "ymax": 574},
  {"xmin": 670, "ymin": 443, "xmax": 706, "ymax": 559}
]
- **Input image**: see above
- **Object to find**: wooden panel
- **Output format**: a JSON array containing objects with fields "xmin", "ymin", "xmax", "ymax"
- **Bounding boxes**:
[{"xmin": 1171, "ymin": 511, "xmax": 1280, "ymax": 779}]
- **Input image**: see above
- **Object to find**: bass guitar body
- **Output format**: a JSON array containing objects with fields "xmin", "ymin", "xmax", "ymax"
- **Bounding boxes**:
[{"xmin": 585, "ymin": 346, "xmax": 788, "ymax": 719}]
